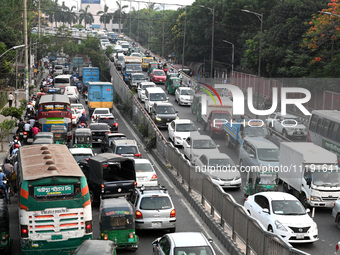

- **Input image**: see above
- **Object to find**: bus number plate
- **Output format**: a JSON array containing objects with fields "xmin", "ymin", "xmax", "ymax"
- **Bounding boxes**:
[{"xmin": 51, "ymin": 235, "xmax": 62, "ymax": 240}]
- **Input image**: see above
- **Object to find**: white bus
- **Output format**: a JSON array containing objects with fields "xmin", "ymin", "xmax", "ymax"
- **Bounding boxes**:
[
  {"xmin": 54, "ymin": 74, "xmax": 73, "ymax": 89},
  {"xmin": 308, "ymin": 110, "xmax": 340, "ymax": 164}
]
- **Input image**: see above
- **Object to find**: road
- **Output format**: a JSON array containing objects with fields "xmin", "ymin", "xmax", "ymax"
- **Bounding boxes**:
[{"xmin": 8, "ymin": 93, "xmax": 229, "ymax": 255}]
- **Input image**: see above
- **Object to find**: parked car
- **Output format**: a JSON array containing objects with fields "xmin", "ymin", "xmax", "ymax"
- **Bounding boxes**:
[
  {"xmin": 152, "ymin": 232, "xmax": 216, "ymax": 255},
  {"xmin": 134, "ymin": 185, "xmax": 176, "ymax": 232},
  {"xmin": 89, "ymin": 123, "xmax": 110, "ymax": 143},
  {"xmin": 168, "ymin": 119, "xmax": 199, "ymax": 146},
  {"xmin": 69, "ymin": 148, "xmax": 94, "ymax": 163},
  {"xmin": 150, "ymin": 102, "xmax": 178, "ymax": 128},
  {"xmin": 108, "ymin": 139, "xmax": 142, "ymax": 158},
  {"xmin": 134, "ymin": 159, "xmax": 158, "ymax": 187},
  {"xmin": 101, "ymin": 133, "xmax": 127, "ymax": 152},
  {"xmin": 150, "ymin": 69, "xmax": 166, "ymax": 84},
  {"xmin": 244, "ymin": 192, "xmax": 318, "ymax": 243},
  {"xmin": 137, "ymin": 82, "xmax": 156, "ymax": 102},
  {"xmin": 97, "ymin": 115, "xmax": 118, "ymax": 132},
  {"xmin": 195, "ymin": 152, "xmax": 241, "ymax": 189},
  {"xmin": 175, "ymin": 87, "xmax": 194, "ymax": 106},
  {"xmin": 91, "ymin": 108, "xmax": 113, "ymax": 122}
]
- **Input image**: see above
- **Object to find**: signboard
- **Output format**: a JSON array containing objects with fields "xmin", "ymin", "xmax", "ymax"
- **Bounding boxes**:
[
  {"xmin": 322, "ymin": 139, "xmax": 340, "ymax": 158},
  {"xmin": 81, "ymin": 0, "xmax": 100, "ymax": 4},
  {"xmin": 34, "ymin": 185, "xmax": 74, "ymax": 197}
]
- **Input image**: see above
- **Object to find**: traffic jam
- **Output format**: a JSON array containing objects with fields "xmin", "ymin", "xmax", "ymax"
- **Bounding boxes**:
[{"xmin": 2, "ymin": 32, "xmax": 340, "ymax": 255}]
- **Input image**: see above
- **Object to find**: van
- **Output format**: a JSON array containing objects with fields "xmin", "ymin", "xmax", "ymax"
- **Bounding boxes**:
[
  {"xmin": 64, "ymin": 86, "xmax": 79, "ymax": 103},
  {"xmin": 54, "ymin": 65, "xmax": 64, "ymax": 76},
  {"xmin": 144, "ymin": 87, "xmax": 168, "ymax": 113},
  {"xmin": 54, "ymin": 74, "xmax": 72, "ymax": 89}
]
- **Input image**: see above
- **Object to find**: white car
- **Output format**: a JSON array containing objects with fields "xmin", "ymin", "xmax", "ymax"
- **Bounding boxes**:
[
  {"xmin": 91, "ymin": 108, "xmax": 113, "ymax": 122},
  {"xmin": 175, "ymin": 87, "xmax": 194, "ymax": 106},
  {"xmin": 244, "ymin": 192, "xmax": 318, "ymax": 243},
  {"xmin": 134, "ymin": 159, "xmax": 158, "ymax": 187},
  {"xmin": 265, "ymin": 112, "xmax": 307, "ymax": 139},
  {"xmin": 69, "ymin": 148, "xmax": 94, "ymax": 163},
  {"xmin": 168, "ymin": 119, "xmax": 200, "ymax": 146},
  {"xmin": 71, "ymin": 109, "xmax": 79, "ymax": 126},
  {"xmin": 71, "ymin": 103, "xmax": 86, "ymax": 118},
  {"xmin": 137, "ymin": 82, "xmax": 156, "ymax": 102}
]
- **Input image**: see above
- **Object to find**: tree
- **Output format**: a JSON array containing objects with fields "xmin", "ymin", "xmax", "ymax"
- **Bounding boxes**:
[
  {"xmin": 79, "ymin": 5, "xmax": 94, "ymax": 29},
  {"xmin": 112, "ymin": 1, "xmax": 128, "ymax": 33},
  {"xmin": 0, "ymin": 119, "xmax": 16, "ymax": 152},
  {"xmin": 97, "ymin": 4, "xmax": 112, "ymax": 30}
]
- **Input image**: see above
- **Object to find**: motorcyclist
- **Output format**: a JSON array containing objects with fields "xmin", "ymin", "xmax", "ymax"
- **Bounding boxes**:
[
  {"xmin": 24, "ymin": 121, "xmax": 32, "ymax": 138},
  {"xmin": 79, "ymin": 113, "xmax": 88, "ymax": 125},
  {"xmin": 11, "ymin": 144, "xmax": 20, "ymax": 157},
  {"xmin": 0, "ymin": 168, "xmax": 8, "ymax": 202},
  {"xmin": 16, "ymin": 119, "xmax": 25, "ymax": 135},
  {"xmin": 10, "ymin": 136, "xmax": 21, "ymax": 154},
  {"xmin": 26, "ymin": 103, "xmax": 34, "ymax": 117}
]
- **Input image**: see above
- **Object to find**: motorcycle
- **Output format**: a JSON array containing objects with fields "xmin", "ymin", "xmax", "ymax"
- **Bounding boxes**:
[
  {"xmin": 78, "ymin": 122, "xmax": 87, "ymax": 128},
  {"xmin": 22, "ymin": 131, "xmax": 30, "ymax": 144},
  {"xmin": 0, "ymin": 180, "xmax": 11, "ymax": 204}
]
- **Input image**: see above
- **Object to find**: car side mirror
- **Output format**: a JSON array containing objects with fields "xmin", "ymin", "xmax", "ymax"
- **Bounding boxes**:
[
  {"xmin": 152, "ymin": 240, "xmax": 159, "ymax": 246},
  {"xmin": 262, "ymin": 208, "xmax": 269, "ymax": 214},
  {"xmin": 208, "ymin": 238, "xmax": 213, "ymax": 243},
  {"xmin": 175, "ymin": 110, "xmax": 178, "ymax": 113},
  {"xmin": 306, "ymin": 208, "xmax": 311, "ymax": 213},
  {"xmin": 197, "ymin": 128, "xmax": 201, "ymax": 131},
  {"xmin": 217, "ymin": 144, "xmax": 220, "ymax": 148},
  {"xmin": 249, "ymin": 154, "xmax": 255, "ymax": 159}
]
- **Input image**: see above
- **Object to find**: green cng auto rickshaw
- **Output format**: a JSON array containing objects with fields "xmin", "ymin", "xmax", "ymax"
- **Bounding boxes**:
[
  {"xmin": 73, "ymin": 128, "xmax": 92, "ymax": 148},
  {"xmin": 73, "ymin": 240, "xmax": 117, "ymax": 255},
  {"xmin": 147, "ymin": 62, "xmax": 158, "ymax": 76},
  {"xmin": 0, "ymin": 200, "xmax": 11, "ymax": 253},
  {"xmin": 99, "ymin": 198, "xmax": 139, "ymax": 251},
  {"xmin": 166, "ymin": 77, "xmax": 181, "ymax": 94},
  {"xmin": 165, "ymin": 73, "xmax": 179, "ymax": 90},
  {"xmin": 244, "ymin": 170, "xmax": 278, "ymax": 197},
  {"xmin": 50, "ymin": 125, "xmax": 68, "ymax": 145}
]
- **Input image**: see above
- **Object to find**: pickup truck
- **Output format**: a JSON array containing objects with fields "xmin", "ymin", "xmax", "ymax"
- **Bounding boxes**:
[
  {"xmin": 265, "ymin": 112, "xmax": 307, "ymax": 139},
  {"xmin": 79, "ymin": 153, "xmax": 136, "ymax": 204}
]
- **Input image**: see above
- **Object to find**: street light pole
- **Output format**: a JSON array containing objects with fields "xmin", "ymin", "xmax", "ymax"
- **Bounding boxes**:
[
  {"xmin": 24, "ymin": 0, "xmax": 29, "ymax": 101},
  {"xmin": 222, "ymin": 40, "xmax": 234, "ymax": 83},
  {"xmin": 182, "ymin": 6, "xmax": 187, "ymax": 71},
  {"xmin": 162, "ymin": 4, "xmax": 165, "ymax": 59},
  {"xmin": 242, "ymin": 9, "xmax": 263, "ymax": 119}
]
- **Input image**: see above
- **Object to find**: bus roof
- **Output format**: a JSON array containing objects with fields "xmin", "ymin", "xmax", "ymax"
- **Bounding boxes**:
[
  {"xmin": 39, "ymin": 94, "xmax": 70, "ymax": 104},
  {"xmin": 312, "ymin": 110, "xmax": 340, "ymax": 122},
  {"xmin": 19, "ymin": 144, "xmax": 84, "ymax": 181}
]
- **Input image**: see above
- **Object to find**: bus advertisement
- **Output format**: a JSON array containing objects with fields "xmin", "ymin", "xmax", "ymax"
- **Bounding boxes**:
[
  {"xmin": 38, "ymin": 94, "xmax": 72, "ymax": 140},
  {"xmin": 17, "ymin": 144, "xmax": 92, "ymax": 254}
]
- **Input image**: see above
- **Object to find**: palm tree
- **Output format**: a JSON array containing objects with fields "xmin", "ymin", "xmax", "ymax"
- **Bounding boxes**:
[
  {"xmin": 112, "ymin": 1, "xmax": 128, "ymax": 34},
  {"xmin": 79, "ymin": 5, "xmax": 94, "ymax": 29},
  {"xmin": 145, "ymin": 2, "xmax": 160, "ymax": 11},
  {"xmin": 66, "ymin": 6, "xmax": 78, "ymax": 27},
  {"xmin": 46, "ymin": 0, "xmax": 62, "ymax": 28},
  {"xmin": 97, "ymin": 4, "xmax": 112, "ymax": 30}
]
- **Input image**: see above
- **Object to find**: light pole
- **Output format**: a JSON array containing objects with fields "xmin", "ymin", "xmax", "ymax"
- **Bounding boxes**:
[
  {"xmin": 182, "ymin": 6, "xmax": 187, "ymax": 72},
  {"xmin": 0, "ymin": 45, "xmax": 25, "ymax": 59},
  {"xmin": 222, "ymin": 40, "xmax": 234, "ymax": 83},
  {"xmin": 198, "ymin": 5, "xmax": 214, "ymax": 79},
  {"xmin": 242, "ymin": 9, "xmax": 263, "ymax": 119}
]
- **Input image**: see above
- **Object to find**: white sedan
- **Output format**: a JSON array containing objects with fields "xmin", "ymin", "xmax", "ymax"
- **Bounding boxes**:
[
  {"xmin": 168, "ymin": 119, "xmax": 199, "ymax": 146},
  {"xmin": 134, "ymin": 158, "xmax": 158, "ymax": 187},
  {"xmin": 71, "ymin": 109, "xmax": 79, "ymax": 126},
  {"xmin": 71, "ymin": 103, "xmax": 86, "ymax": 118},
  {"xmin": 244, "ymin": 192, "xmax": 318, "ymax": 243}
]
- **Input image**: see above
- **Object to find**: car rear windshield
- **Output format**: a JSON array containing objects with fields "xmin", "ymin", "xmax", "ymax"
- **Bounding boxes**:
[
  {"xmin": 154, "ymin": 71, "xmax": 165, "ymax": 76},
  {"xmin": 180, "ymin": 89, "xmax": 194, "ymax": 95},
  {"xmin": 150, "ymin": 93, "xmax": 166, "ymax": 101},
  {"xmin": 140, "ymin": 196, "xmax": 172, "ymax": 210},
  {"xmin": 71, "ymin": 105, "xmax": 84, "ymax": 110},
  {"xmin": 73, "ymin": 154, "xmax": 92, "ymax": 162},
  {"xmin": 135, "ymin": 163, "xmax": 153, "ymax": 172},
  {"xmin": 174, "ymin": 246, "xmax": 214, "ymax": 255},
  {"xmin": 116, "ymin": 146, "xmax": 138, "ymax": 154},
  {"xmin": 132, "ymin": 75, "xmax": 145, "ymax": 80},
  {"xmin": 90, "ymin": 124, "xmax": 109, "ymax": 130},
  {"xmin": 99, "ymin": 118, "xmax": 116, "ymax": 124},
  {"xmin": 176, "ymin": 123, "xmax": 197, "ymax": 132},
  {"xmin": 55, "ymin": 78, "xmax": 70, "ymax": 83},
  {"xmin": 193, "ymin": 139, "xmax": 216, "ymax": 149},
  {"xmin": 94, "ymin": 109, "xmax": 110, "ymax": 115}
]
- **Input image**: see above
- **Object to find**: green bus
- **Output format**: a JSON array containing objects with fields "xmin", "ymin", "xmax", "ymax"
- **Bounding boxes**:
[{"xmin": 17, "ymin": 144, "xmax": 93, "ymax": 255}]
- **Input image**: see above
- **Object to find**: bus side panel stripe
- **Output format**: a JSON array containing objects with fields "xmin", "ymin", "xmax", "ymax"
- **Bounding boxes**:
[
  {"xmin": 83, "ymin": 199, "xmax": 91, "ymax": 207},
  {"xmin": 21, "ymin": 188, "xmax": 29, "ymax": 199},
  {"xmin": 20, "ymin": 203, "xmax": 28, "ymax": 210},
  {"xmin": 81, "ymin": 185, "xmax": 89, "ymax": 196}
]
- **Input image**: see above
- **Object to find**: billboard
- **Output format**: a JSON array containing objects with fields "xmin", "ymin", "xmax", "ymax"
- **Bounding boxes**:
[{"xmin": 81, "ymin": 0, "xmax": 100, "ymax": 4}]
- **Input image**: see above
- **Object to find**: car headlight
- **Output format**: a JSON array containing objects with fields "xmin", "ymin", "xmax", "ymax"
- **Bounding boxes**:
[
  {"xmin": 175, "ymin": 136, "xmax": 182, "ymax": 140},
  {"xmin": 155, "ymin": 117, "xmax": 162, "ymax": 121},
  {"xmin": 309, "ymin": 222, "xmax": 317, "ymax": 232},
  {"xmin": 211, "ymin": 176, "xmax": 220, "ymax": 181},
  {"xmin": 311, "ymin": 196, "xmax": 321, "ymax": 202},
  {"xmin": 175, "ymin": 117, "xmax": 179, "ymax": 120},
  {"xmin": 235, "ymin": 176, "xmax": 241, "ymax": 180},
  {"xmin": 275, "ymin": 220, "xmax": 288, "ymax": 232}
]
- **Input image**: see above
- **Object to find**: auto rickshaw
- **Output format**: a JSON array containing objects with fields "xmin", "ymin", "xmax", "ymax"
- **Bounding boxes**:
[
  {"xmin": 50, "ymin": 125, "xmax": 68, "ymax": 145},
  {"xmin": 33, "ymin": 132, "xmax": 54, "ymax": 141},
  {"xmin": 244, "ymin": 170, "xmax": 278, "ymax": 197},
  {"xmin": 73, "ymin": 240, "xmax": 117, "ymax": 255},
  {"xmin": 99, "ymin": 198, "xmax": 139, "ymax": 251},
  {"xmin": 73, "ymin": 128, "xmax": 92, "ymax": 148},
  {"xmin": 166, "ymin": 77, "xmax": 181, "ymax": 94},
  {"xmin": 147, "ymin": 62, "xmax": 158, "ymax": 76},
  {"xmin": 164, "ymin": 73, "xmax": 179, "ymax": 91},
  {"xmin": 0, "ymin": 200, "xmax": 11, "ymax": 253}
]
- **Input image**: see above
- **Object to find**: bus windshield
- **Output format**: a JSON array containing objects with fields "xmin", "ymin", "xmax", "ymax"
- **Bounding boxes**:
[{"xmin": 42, "ymin": 104, "xmax": 67, "ymax": 111}]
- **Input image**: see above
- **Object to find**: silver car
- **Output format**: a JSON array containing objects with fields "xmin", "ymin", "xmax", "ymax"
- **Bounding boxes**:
[{"xmin": 134, "ymin": 186, "xmax": 176, "ymax": 232}]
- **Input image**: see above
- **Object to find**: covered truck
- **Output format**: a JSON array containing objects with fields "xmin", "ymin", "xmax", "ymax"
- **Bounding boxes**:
[
  {"xmin": 279, "ymin": 142, "xmax": 340, "ymax": 208},
  {"xmin": 87, "ymin": 82, "xmax": 113, "ymax": 116},
  {"xmin": 121, "ymin": 56, "xmax": 142, "ymax": 82},
  {"xmin": 83, "ymin": 67, "xmax": 100, "ymax": 86}
]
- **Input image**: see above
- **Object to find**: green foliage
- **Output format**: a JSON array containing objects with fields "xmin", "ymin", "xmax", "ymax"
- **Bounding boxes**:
[
  {"xmin": 0, "ymin": 119, "xmax": 16, "ymax": 151},
  {"xmin": 19, "ymin": 98, "xmax": 28, "ymax": 112},
  {"xmin": 146, "ymin": 132, "xmax": 156, "ymax": 151},
  {"xmin": 0, "ymin": 92, "xmax": 7, "ymax": 110},
  {"xmin": 1, "ymin": 107, "xmax": 23, "ymax": 120},
  {"xmin": 137, "ymin": 116, "xmax": 148, "ymax": 137}
]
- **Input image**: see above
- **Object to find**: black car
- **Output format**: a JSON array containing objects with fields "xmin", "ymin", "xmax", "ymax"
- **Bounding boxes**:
[
  {"xmin": 150, "ymin": 102, "xmax": 178, "ymax": 128},
  {"xmin": 89, "ymin": 123, "xmax": 110, "ymax": 143},
  {"xmin": 97, "ymin": 116, "xmax": 118, "ymax": 132},
  {"xmin": 101, "ymin": 133, "xmax": 127, "ymax": 152}
]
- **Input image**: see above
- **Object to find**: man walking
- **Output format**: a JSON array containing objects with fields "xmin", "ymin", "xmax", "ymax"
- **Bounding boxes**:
[{"xmin": 7, "ymin": 92, "xmax": 14, "ymax": 107}]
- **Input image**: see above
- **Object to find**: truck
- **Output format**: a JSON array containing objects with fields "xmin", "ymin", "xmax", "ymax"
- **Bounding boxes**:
[
  {"xmin": 279, "ymin": 142, "xmax": 340, "ymax": 208},
  {"xmin": 198, "ymin": 96, "xmax": 234, "ymax": 137},
  {"xmin": 223, "ymin": 119, "xmax": 269, "ymax": 154},
  {"xmin": 72, "ymin": 57, "xmax": 83, "ymax": 68},
  {"xmin": 87, "ymin": 82, "xmax": 114, "ymax": 116},
  {"xmin": 83, "ymin": 67, "xmax": 100, "ymax": 86},
  {"xmin": 121, "ymin": 56, "xmax": 142, "ymax": 82}
]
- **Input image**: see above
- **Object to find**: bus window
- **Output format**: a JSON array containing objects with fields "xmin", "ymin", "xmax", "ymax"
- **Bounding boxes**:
[
  {"xmin": 327, "ymin": 121, "xmax": 334, "ymax": 139},
  {"xmin": 322, "ymin": 119, "xmax": 330, "ymax": 137},
  {"xmin": 309, "ymin": 114, "xmax": 318, "ymax": 132},
  {"xmin": 332, "ymin": 122, "xmax": 340, "ymax": 141},
  {"xmin": 316, "ymin": 117, "xmax": 323, "ymax": 135}
]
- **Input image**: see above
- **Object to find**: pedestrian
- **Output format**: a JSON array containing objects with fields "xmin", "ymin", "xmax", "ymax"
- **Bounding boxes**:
[{"xmin": 7, "ymin": 92, "xmax": 14, "ymax": 107}]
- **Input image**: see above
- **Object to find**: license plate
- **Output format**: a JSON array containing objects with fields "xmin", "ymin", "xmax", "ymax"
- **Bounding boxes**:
[
  {"xmin": 296, "ymin": 234, "xmax": 304, "ymax": 239},
  {"xmin": 151, "ymin": 222, "xmax": 162, "ymax": 228},
  {"xmin": 224, "ymin": 182, "xmax": 231, "ymax": 186},
  {"xmin": 166, "ymin": 123, "xmax": 170, "ymax": 125},
  {"xmin": 20, "ymin": 132, "xmax": 23, "ymax": 135},
  {"xmin": 51, "ymin": 234, "xmax": 62, "ymax": 240},
  {"xmin": 137, "ymin": 177, "xmax": 145, "ymax": 181},
  {"xmin": 23, "ymin": 135, "xmax": 27, "ymax": 138},
  {"xmin": 27, "ymin": 138, "xmax": 33, "ymax": 143}
]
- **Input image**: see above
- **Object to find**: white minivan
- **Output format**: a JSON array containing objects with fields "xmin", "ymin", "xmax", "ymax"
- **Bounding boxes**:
[
  {"xmin": 54, "ymin": 74, "xmax": 73, "ymax": 89},
  {"xmin": 144, "ymin": 87, "xmax": 168, "ymax": 113}
]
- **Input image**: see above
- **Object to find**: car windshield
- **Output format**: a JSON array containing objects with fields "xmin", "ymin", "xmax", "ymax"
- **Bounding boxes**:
[
  {"xmin": 311, "ymin": 170, "xmax": 340, "ymax": 187},
  {"xmin": 150, "ymin": 93, "xmax": 166, "ymax": 101},
  {"xmin": 94, "ymin": 110, "xmax": 109, "ymax": 115},
  {"xmin": 132, "ymin": 75, "xmax": 145, "ymax": 80},
  {"xmin": 209, "ymin": 158, "xmax": 235, "ymax": 168},
  {"xmin": 176, "ymin": 123, "xmax": 197, "ymax": 132},
  {"xmin": 213, "ymin": 113, "xmax": 231, "ymax": 120},
  {"xmin": 258, "ymin": 173, "xmax": 277, "ymax": 184},
  {"xmin": 257, "ymin": 149, "xmax": 280, "ymax": 162},
  {"xmin": 174, "ymin": 246, "xmax": 214, "ymax": 255},
  {"xmin": 180, "ymin": 89, "xmax": 194, "ymax": 95},
  {"xmin": 72, "ymin": 154, "xmax": 92, "ymax": 162},
  {"xmin": 71, "ymin": 105, "xmax": 84, "ymax": 110},
  {"xmin": 90, "ymin": 124, "xmax": 109, "ymax": 130},
  {"xmin": 156, "ymin": 106, "xmax": 176, "ymax": 114},
  {"xmin": 140, "ymin": 196, "xmax": 171, "ymax": 210},
  {"xmin": 142, "ymin": 85, "xmax": 155, "ymax": 90},
  {"xmin": 99, "ymin": 118, "xmax": 115, "ymax": 124},
  {"xmin": 154, "ymin": 71, "xmax": 165, "ymax": 76},
  {"xmin": 116, "ymin": 146, "xmax": 138, "ymax": 154},
  {"xmin": 272, "ymin": 200, "xmax": 306, "ymax": 215},
  {"xmin": 193, "ymin": 139, "xmax": 216, "ymax": 149},
  {"xmin": 121, "ymin": 44, "xmax": 129, "ymax": 48},
  {"xmin": 127, "ymin": 66, "xmax": 142, "ymax": 72},
  {"xmin": 244, "ymin": 126, "xmax": 268, "ymax": 137},
  {"xmin": 118, "ymin": 56, "xmax": 124, "ymax": 61},
  {"xmin": 135, "ymin": 163, "xmax": 154, "ymax": 172}
]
